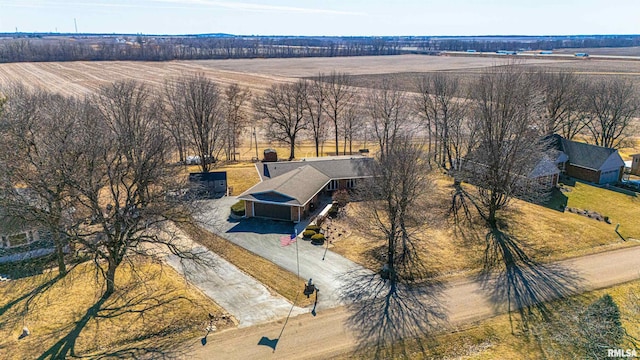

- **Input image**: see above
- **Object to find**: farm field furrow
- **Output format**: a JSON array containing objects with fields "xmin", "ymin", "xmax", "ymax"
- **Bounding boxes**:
[{"xmin": 0, "ymin": 55, "xmax": 572, "ymax": 97}]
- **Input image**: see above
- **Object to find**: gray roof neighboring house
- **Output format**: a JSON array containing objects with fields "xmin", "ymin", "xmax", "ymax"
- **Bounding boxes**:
[
  {"xmin": 239, "ymin": 165, "xmax": 331, "ymax": 206},
  {"xmin": 559, "ymin": 139, "xmax": 624, "ymax": 171},
  {"xmin": 545, "ymin": 134, "xmax": 625, "ymax": 171}
]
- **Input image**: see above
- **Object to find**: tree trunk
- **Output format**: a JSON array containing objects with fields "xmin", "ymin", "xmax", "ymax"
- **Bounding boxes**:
[
  {"xmin": 334, "ymin": 117, "xmax": 339, "ymax": 156},
  {"xmin": 104, "ymin": 259, "xmax": 117, "ymax": 296},
  {"xmin": 289, "ymin": 137, "xmax": 296, "ymax": 160},
  {"xmin": 53, "ymin": 232, "xmax": 67, "ymax": 276}
]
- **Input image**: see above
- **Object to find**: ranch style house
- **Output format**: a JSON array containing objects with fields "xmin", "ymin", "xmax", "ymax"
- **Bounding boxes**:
[{"xmin": 238, "ymin": 156, "xmax": 372, "ymax": 222}]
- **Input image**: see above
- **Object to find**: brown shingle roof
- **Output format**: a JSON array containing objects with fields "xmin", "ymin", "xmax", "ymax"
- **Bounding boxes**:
[{"xmin": 238, "ymin": 165, "xmax": 331, "ymax": 206}]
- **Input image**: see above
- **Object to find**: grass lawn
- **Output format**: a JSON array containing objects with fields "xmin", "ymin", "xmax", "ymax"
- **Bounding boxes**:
[
  {"xmin": 563, "ymin": 181, "xmax": 640, "ymax": 240},
  {"xmin": 220, "ymin": 165, "xmax": 261, "ymax": 195},
  {"xmin": 329, "ymin": 175, "xmax": 640, "ymax": 279},
  {"xmin": 0, "ymin": 258, "xmax": 228, "ymax": 359},
  {"xmin": 337, "ymin": 279, "xmax": 640, "ymax": 359}
]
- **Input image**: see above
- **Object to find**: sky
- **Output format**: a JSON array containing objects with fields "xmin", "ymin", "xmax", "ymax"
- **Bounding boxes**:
[{"xmin": 0, "ymin": 0, "xmax": 638, "ymax": 36}]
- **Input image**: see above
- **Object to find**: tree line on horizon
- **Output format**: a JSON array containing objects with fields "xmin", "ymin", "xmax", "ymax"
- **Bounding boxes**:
[{"xmin": 1, "ymin": 34, "xmax": 639, "ymax": 63}]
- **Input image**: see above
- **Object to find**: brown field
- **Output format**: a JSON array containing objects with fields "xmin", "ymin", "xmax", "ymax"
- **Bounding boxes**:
[
  {"xmin": 553, "ymin": 46, "xmax": 640, "ymax": 56},
  {"xmin": 0, "ymin": 55, "xmax": 570, "ymax": 98},
  {"xmin": 2, "ymin": 55, "xmax": 638, "ymax": 161},
  {"xmin": 1, "ymin": 54, "xmax": 638, "ymax": 98}
]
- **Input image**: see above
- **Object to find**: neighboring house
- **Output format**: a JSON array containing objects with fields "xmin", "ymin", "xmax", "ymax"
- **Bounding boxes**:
[
  {"xmin": 238, "ymin": 156, "xmax": 372, "ymax": 222},
  {"xmin": 188, "ymin": 171, "xmax": 227, "ymax": 198},
  {"xmin": 630, "ymin": 154, "xmax": 640, "ymax": 176},
  {"xmin": 459, "ymin": 143, "xmax": 561, "ymax": 189},
  {"xmin": 547, "ymin": 134, "xmax": 625, "ymax": 184},
  {"xmin": 0, "ymin": 209, "xmax": 53, "ymax": 263},
  {"xmin": 528, "ymin": 155, "xmax": 561, "ymax": 187}
]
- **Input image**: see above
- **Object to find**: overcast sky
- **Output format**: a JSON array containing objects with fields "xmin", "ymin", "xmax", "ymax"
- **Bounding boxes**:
[{"xmin": 0, "ymin": 0, "xmax": 638, "ymax": 36}]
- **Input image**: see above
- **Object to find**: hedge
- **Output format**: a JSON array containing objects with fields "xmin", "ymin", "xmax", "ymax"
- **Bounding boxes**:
[
  {"xmin": 310, "ymin": 233, "xmax": 325, "ymax": 245},
  {"xmin": 305, "ymin": 225, "xmax": 321, "ymax": 233},
  {"xmin": 230, "ymin": 200, "xmax": 245, "ymax": 216}
]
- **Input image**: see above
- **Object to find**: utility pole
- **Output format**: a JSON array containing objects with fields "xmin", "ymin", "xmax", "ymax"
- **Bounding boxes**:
[{"xmin": 74, "ymin": 18, "xmax": 78, "ymax": 33}]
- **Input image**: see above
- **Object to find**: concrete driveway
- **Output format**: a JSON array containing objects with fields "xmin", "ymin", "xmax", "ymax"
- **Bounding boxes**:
[
  {"xmin": 195, "ymin": 196, "xmax": 373, "ymax": 310},
  {"xmin": 159, "ymin": 225, "xmax": 307, "ymax": 328}
]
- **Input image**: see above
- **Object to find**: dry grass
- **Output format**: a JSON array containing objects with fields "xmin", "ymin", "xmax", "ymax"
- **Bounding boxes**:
[
  {"xmin": 329, "ymin": 174, "xmax": 640, "ymax": 279},
  {"xmin": 335, "ymin": 279, "xmax": 640, "ymax": 359},
  {"xmin": 0, "ymin": 258, "xmax": 226, "ymax": 359},
  {"xmin": 434, "ymin": 280, "xmax": 640, "ymax": 360},
  {"xmin": 179, "ymin": 223, "xmax": 314, "ymax": 307}
]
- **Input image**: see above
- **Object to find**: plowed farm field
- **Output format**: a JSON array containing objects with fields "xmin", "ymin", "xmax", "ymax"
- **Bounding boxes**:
[{"xmin": 0, "ymin": 54, "xmax": 570, "ymax": 96}]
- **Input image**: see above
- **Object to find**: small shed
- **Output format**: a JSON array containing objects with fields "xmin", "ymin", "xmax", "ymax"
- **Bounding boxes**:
[
  {"xmin": 263, "ymin": 149, "xmax": 278, "ymax": 162},
  {"xmin": 188, "ymin": 172, "xmax": 227, "ymax": 198}
]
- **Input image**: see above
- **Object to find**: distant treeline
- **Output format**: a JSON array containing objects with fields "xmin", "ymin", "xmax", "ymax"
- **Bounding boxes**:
[{"xmin": 0, "ymin": 34, "xmax": 639, "ymax": 63}]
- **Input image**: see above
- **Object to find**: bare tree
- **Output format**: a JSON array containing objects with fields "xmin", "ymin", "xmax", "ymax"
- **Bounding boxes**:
[
  {"xmin": 165, "ymin": 73, "xmax": 225, "ymax": 172},
  {"xmin": 454, "ymin": 65, "xmax": 547, "ymax": 229},
  {"xmin": 367, "ymin": 78, "xmax": 412, "ymax": 157},
  {"xmin": 324, "ymin": 71, "xmax": 355, "ymax": 155},
  {"xmin": 415, "ymin": 73, "xmax": 469, "ymax": 169},
  {"xmin": 223, "ymin": 83, "xmax": 251, "ymax": 161},
  {"xmin": 70, "ymin": 80, "xmax": 201, "ymax": 297},
  {"xmin": 534, "ymin": 70, "xmax": 588, "ymax": 140},
  {"xmin": 344, "ymin": 134, "xmax": 446, "ymax": 359},
  {"xmin": 161, "ymin": 82, "xmax": 189, "ymax": 163},
  {"xmin": 305, "ymin": 75, "xmax": 327, "ymax": 157},
  {"xmin": 341, "ymin": 101, "xmax": 362, "ymax": 155},
  {"xmin": 253, "ymin": 80, "xmax": 308, "ymax": 160},
  {"xmin": 583, "ymin": 77, "xmax": 638, "ymax": 149},
  {"xmin": 0, "ymin": 85, "xmax": 87, "ymax": 275},
  {"xmin": 359, "ymin": 134, "xmax": 434, "ymax": 284}
]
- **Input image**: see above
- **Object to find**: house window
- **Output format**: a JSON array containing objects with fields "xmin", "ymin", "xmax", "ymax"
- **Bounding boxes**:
[
  {"xmin": 346, "ymin": 179, "xmax": 357, "ymax": 188},
  {"xmin": 8, "ymin": 233, "xmax": 28, "ymax": 247},
  {"xmin": 327, "ymin": 180, "xmax": 339, "ymax": 191},
  {"xmin": 1, "ymin": 236, "xmax": 6, "ymax": 248}
]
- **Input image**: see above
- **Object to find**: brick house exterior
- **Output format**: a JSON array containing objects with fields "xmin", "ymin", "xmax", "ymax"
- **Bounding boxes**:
[
  {"xmin": 238, "ymin": 156, "xmax": 371, "ymax": 222},
  {"xmin": 547, "ymin": 134, "xmax": 625, "ymax": 185}
]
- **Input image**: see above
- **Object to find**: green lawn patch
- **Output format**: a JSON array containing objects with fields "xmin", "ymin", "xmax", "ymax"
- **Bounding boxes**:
[{"xmin": 564, "ymin": 181, "xmax": 640, "ymax": 239}]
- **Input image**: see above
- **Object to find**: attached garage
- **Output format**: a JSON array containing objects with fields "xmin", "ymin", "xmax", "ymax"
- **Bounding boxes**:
[
  {"xmin": 237, "ymin": 157, "xmax": 373, "ymax": 223},
  {"xmin": 253, "ymin": 202, "xmax": 291, "ymax": 221}
]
